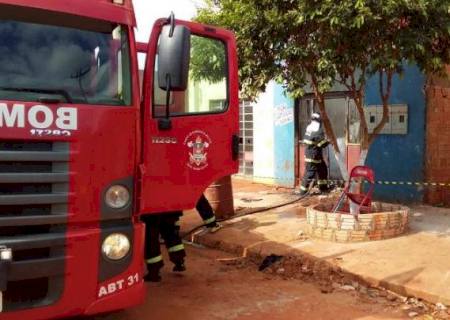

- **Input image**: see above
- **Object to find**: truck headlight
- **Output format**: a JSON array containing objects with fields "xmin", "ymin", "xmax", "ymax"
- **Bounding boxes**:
[
  {"xmin": 105, "ymin": 185, "xmax": 130, "ymax": 209},
  {"xmin": 102, "ymin": 233, "xmax": 130, "ymax": 260}
]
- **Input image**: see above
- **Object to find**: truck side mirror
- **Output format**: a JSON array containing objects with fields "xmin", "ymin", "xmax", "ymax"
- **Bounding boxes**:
[
  {"xmin": 156, "ymin": 22, "xmax": 191, "ymax": 130},
  {"xmin": 157, "ymin": 24, "xmax": 191, "ymax": 92}
]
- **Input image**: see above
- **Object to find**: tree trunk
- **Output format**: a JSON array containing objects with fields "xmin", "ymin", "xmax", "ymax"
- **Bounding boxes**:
[
  {"xmin": 369, "ymin": 71, "xmax": 393, "ymax": 144},
  {"xmin": 347, "ymin": 71, "xmax": 391, "ymax": 205},
  {"xmin": 311, "ymin": 82, "xmax": 349, "ymax": 182},
  {"xmin": 334, "ymin": 150, "xmax": 349, "ymax": 182},
  {"xmin": 358, "ymin": 148, "xmax": 369, "ymax": 166}
]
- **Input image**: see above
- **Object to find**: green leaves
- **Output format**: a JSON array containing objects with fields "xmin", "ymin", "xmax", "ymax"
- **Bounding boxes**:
[
  {"xmin": 190, "ymin": 36, "xmax": 227, "ymax": 83},
  {"xmin": 353, "ymin": 15, "xmax": 365, "ymax": 28},
  {"xmin": 195, "ymin": 0, "xmax": 450, "ymax": 100}
]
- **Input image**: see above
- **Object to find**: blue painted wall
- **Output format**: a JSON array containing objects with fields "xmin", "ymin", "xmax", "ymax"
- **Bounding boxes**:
[
  {"xmin": 255, "ymin": 66, "xmax": 426, "ymax": 202},
  {"xmin": 365, "ymin": 65, "xmax": 426, "ymax": 203},
  {"xmin": 273, "ymin": 83, "xmax": 296, "ymax": 187}
]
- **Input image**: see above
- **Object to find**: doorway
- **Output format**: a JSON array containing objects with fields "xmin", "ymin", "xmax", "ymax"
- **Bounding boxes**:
[{"xmin": 295, "ymin": 92, "xmax": 359, "ymax": 186}]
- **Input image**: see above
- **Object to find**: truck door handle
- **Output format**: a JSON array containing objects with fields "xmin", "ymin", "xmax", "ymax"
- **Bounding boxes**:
[{"xmin": 232, "ymin": 134, "xmax": 240, "ymax": 160}]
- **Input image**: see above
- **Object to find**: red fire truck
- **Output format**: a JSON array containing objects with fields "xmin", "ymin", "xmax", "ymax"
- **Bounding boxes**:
[{"xmin": 0, "ymin": 0, "xmax": 239, "ymax": 318}]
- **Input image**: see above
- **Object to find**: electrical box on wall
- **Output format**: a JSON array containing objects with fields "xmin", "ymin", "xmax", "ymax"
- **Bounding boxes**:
[
  {"xmin": 364, "ymin": 105, "xmax": 378, "ymax": 133},
  {"xmin": 364, "ymin": 104, "xmax": 408, "ymax": 135},
  {"xmin": 390, "ymin": 104, "xmax": 408, "ymax": 134}
]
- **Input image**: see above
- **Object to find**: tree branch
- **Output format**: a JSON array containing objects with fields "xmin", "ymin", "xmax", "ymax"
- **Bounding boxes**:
[
  {"xmin": 356, "ymin": 67, "xmax": 369, "ymax": 149},
  {"xmin": 369, "ymin": 70, "xmax": 393, "ymax": 144},
  {"xmin": 311, "ymin": 75, "xmax": 341, "ymax": 156},
  {"xmin": 345, "ymin": 69, "xmax": 369, "ymax": 150}
]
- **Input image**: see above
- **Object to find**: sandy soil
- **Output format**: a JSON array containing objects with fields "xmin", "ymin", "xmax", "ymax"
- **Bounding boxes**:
[{"xmin": 89, "ymin": 245, "xmax": 408, "ymax": 320}]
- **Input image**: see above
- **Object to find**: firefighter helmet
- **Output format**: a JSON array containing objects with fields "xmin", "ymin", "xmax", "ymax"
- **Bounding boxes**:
[{"xmin": 311, "ymin": 112, "xmax": 321, "ymax": 122}]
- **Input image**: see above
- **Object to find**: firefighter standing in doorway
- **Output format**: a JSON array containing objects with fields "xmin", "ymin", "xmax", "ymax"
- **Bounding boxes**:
[
  {"xmin": 295, "ymin": 112, "xmax": 330, "ymax": 195},
  {"xmin": 141, "ymin": 211, "xmax": 186, "ymax": 282}
]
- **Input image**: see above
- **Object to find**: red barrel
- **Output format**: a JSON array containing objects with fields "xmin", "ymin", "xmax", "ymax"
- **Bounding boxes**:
[{"xmin": 204, "ymin": 176, "xmax": 235, "ymax": 219}]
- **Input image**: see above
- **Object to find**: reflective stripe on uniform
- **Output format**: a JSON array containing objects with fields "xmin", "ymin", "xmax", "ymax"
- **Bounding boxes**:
[
  {"xmin": 304, "ymin": 158, "xmax": 322, "ymax": 164},
  {"xmin": 168, "ymin": 244, "xmax": 185, "ymax": 253},
  {"xmin": 318, "ymin": 180, "xmax": 327, "ymax": 185},
  {"xmin": 174, "ymin": 220, "xmax": 181, "ymax": 226},
  {"xmin": 203, "ymin": 216, "xmax": 216, "ymax": 225},
  {"xmin": 303, "ymin": 139, "xmax": 316, "ymax": 145},
  {"xmin": 317, "ymin": 139, "xmax": 328, "ymax": 147},
  {"xmin": 146, "ymin": 255, "xmax": 163, "ymax": 264},
  {"xmin": 300, "ymin": 185, "xmax": 308, "ymax": 191}
]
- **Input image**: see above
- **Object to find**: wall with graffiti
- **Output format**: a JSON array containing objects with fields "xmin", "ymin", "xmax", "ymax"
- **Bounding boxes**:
[{"xmin": 246, "ymin": 82, "xmax": 296, "ymax": 187}]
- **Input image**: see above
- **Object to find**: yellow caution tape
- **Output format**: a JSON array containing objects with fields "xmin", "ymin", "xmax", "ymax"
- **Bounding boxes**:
[
  {"xmin": 309, "ymin": 179, "xmax": 450, "ymax": 187},
  {"xmin": 237, "ymin": 174, "xmax": 450, "ymax": 187}
]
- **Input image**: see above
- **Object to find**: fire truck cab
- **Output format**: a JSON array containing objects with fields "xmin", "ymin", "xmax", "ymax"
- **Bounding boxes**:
[{"xmin": 0, "ymin": 0, "xmax": 239, "ymax": 318}]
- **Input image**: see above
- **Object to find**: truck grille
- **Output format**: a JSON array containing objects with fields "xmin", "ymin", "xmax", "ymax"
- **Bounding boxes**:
[{"xmin": 0, "ymin": 140, "xmax": 69, "ymax": 312}]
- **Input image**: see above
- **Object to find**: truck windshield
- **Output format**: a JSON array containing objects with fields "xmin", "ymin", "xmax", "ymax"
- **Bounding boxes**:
[{"xmin": 0, "ymin": 17, "xmax": 132, "ymax": 105}]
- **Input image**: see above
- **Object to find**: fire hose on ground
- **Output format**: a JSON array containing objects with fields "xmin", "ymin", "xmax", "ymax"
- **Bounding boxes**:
[
  {"xmin": 182, "ymin": 176, "xmax": 450, "ymax": 240},
  {"xmin": 182, "ymin": 190, "xmax": 312, "ymax": 240}
]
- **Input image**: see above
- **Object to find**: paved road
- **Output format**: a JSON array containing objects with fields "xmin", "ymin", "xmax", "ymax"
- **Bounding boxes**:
[{"xmin": 90, "ymin": 245, "xmax": 407, "ymax": 320}]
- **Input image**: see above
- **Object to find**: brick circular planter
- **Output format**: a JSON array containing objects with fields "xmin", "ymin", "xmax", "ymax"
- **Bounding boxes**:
[{"xmin": 306, "ymin": 202, "xmax": 409, "ymax": 242}]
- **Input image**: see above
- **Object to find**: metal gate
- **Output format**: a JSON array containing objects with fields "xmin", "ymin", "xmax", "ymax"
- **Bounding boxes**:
[{"xmin": 239, "ymin": 100, "xmax": 254, "ymax": 176}]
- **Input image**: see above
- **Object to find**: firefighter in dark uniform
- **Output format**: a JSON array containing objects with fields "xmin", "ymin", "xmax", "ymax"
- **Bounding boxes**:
[
  {"xmin": 296, "ymin": 113, "xmax": 330, "ymax": 195},
  {"xmin": 195, "ymin": 194, "xmax": 222, "ymax": 232},
  {"xmin": 141, "ymin": 211, "xmax": 186, "ymax": 282},
  {"xmin": 172, "ymin": 194, "xmax": 222, "ymax": 238}
]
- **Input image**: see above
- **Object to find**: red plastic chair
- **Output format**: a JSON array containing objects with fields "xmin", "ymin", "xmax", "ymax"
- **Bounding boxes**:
[{"xmin": 332, "ymin": 166, "xmax": 375, "ymax": 216}]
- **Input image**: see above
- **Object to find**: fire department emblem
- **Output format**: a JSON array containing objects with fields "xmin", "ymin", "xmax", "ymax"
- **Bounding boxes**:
[{"xmin": 184, "ymin": 130, "xmax": 212, "ymax": 170}]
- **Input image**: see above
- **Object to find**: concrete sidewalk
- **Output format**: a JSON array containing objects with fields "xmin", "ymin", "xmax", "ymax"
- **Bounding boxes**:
[{"xmin": 181, "ymin": 177, "xmax": 450, "ymax": 307}]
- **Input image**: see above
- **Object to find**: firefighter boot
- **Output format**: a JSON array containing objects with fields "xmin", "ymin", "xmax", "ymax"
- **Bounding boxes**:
[
  {"xmin": 293, "ymin": 186, "xmax": 308, "ymax": 196},
  {"xmin": 144, "ymin": 256, "xmax": 163, "ymax": 282},
  {"xmin": 293, "ymin": 189, "xmax": 308, "ymax": 196},
  {"xmin": 319, "ymin": 187, "xmax": 331, "ymax": 195},
  {"xmin": 144, "ymin": 266, "xmax": 162, "ymax": 282},
  {"xmin": 173, "ymin": 260, "xmax": 186, "ymax": 272},
  {"xmin": 206, "ymin": 221, "xmax": 222, "ymax": 233}
]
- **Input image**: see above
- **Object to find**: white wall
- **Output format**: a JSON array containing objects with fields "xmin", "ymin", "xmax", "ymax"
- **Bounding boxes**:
[{"xmin": 253, "ymin": 81, "xmax": 275, "ymax": 181}]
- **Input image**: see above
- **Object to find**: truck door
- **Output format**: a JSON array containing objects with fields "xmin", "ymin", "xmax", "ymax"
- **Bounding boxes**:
[{"xmin": 139, "ymin": 18, "xmax": 239, "ymax": 213}]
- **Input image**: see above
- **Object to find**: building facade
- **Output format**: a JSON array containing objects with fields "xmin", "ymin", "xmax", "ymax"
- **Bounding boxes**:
[{"xmin": 238, "ymin": 65, "xmax": 437, "ymax": 204}]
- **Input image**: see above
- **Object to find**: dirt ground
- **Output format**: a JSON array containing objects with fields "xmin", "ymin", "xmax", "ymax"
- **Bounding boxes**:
[{"xmin": 90, "ymin": 245, "xmax": 409, "ymax": 320}]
